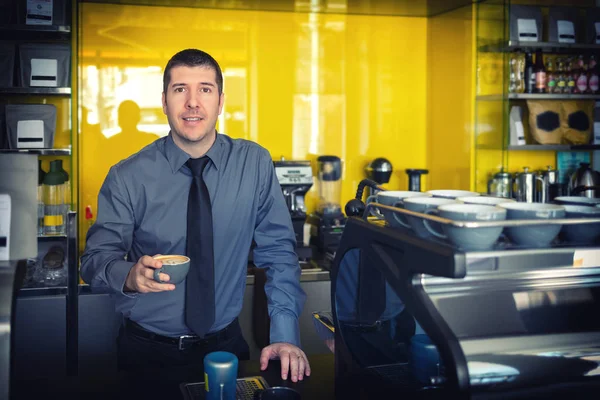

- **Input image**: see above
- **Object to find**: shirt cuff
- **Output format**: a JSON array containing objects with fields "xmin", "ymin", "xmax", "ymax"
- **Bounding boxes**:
[
  {"xmin": 107, "ymin": 259, "xmax": 137, "ymax": 298},
  {"xmin": 270, "ymin": 312, "xmax": 301, "ymax": 347}
]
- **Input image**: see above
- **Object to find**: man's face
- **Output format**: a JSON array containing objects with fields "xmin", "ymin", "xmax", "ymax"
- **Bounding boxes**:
[{"xmin": 162, "ymin": 65, "xmax": 224, "ymax": 146}]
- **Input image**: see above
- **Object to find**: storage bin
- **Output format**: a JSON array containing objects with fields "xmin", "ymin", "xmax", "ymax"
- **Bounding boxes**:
[
  {"xmin": 0, "ymin": 41, "xmax": 15, "ymax": 87},
  {"xmin": 5, "ymin": 104, "xmax": 57, "ymax": 149},
  {"xmin": 585, "ymin": 8, "xmax": 600, "ymax": 44},
  {"xmin": 548, "ymin": 7, "xmax": 580, "ymax": 44},
  {"xmin": 18, "ymin": 43, "xmax": 71, "ymax": 87},
  {"xmin": 16, "ymin": 0, "xmax": 69, "ymax": 26},
  {"xmin": 509, "ymin": 5, "xmax": 543, "ymax": 43}
]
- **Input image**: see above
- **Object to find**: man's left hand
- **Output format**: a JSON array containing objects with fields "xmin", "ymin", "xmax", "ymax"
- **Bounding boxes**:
[{"xmin": 260, "ymin": 342, "xmax": 311, "ymax": 382}]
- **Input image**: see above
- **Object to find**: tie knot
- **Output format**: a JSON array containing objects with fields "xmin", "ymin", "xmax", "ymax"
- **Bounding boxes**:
[{"xmin": 186, "ymin": 156, "xmax": 210, "ymax": 177}]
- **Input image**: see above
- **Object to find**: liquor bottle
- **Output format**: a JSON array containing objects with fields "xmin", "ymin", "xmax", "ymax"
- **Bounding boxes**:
[
  {"xmin": 533, "ymin": 50, "xmax": 546, "ymax": 94},
  {"xmin": 524, "ymin": 52, "xmax": 535, "ymax": 94},
  {"xmin": 575, "ymin": 55, "xmax": 588, "ymax": 94},
  {"xmin": 546, "ymin": 57, "xmax": 556, "ymax": 94},
  {"xmin": 556, "ymin": 57, "xmax": 566, "ymax": 94},
  {"xmin": 38, "ymin": 160, "xmax": 46, "ymax": 236},
  {"xmin": 566, "ymin": 57, "xmax": 576, "ymax": 94},
  {"xmin": 588, "ymin": 55, "xmax": 599, "ymax": 94}
]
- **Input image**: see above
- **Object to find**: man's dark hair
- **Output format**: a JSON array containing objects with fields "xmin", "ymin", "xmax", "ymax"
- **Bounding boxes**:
[{"xmin": 163, "ymin": 49, "xmax": 223, "ymax": 95}]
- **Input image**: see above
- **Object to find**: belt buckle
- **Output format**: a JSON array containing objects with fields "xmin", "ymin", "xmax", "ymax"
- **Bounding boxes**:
[{"xmin": 178, "ymin": 335, "xmax": 196, "ymax": 351}]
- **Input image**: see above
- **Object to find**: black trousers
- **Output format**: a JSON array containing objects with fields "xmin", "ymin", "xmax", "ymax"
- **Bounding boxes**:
[{"xmin": 117, "ymin": 318, "xmax": 250, "ymax": 373}]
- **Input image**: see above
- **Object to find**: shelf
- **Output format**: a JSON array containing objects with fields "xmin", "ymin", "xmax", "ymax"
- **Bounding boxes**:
[
  {"xmin": 477, "ymin": 93, "xmax": 600, "ymax": 101},
  {"xmin": 507, "ymin": 144, "xmax": 600, "ymax": 151},
  {"xmin": 0, "ymin": 24, "xmax": 71, "ymax": 33},
  {"xmin": 480, "ymin": 41, "xmax": 600, "ymax": 53},
  {"xmin": 0, "ymin": 87, "xmax": 71, "ymax": 96},
  {"xmin": 0, "ymin": 148, "xmax": 71, "ymax": 156},
  {"xmin": 0, "ymin": 24, "xmax": 71, "ymax": 41}
]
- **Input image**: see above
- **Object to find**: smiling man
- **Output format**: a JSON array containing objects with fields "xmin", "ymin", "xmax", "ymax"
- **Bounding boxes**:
[{"xmin": 80, "ymin": 49, "xmax": 310, "ymax": 383}]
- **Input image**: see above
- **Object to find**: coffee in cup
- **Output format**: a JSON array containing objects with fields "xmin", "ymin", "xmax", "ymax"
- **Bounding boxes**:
[{"xmin": 152, "ymin": 255, "xmax": 190, "ymax": 284}]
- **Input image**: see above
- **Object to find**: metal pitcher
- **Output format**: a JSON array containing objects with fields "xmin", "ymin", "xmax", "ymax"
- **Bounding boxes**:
[
  {"xmin": 487, "ymin": 169, "xmax": 513, "ymax": 198},
  {"xmin": 513, "ymin": 167, "xmax": 541, "ymax": 203},
  {"xmin": 537, "ymin": 166, "xmax": 559, "ymax": 203}
]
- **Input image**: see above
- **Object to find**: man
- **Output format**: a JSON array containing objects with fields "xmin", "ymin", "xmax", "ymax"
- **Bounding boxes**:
[{"xmin": 80, "ymin": 48, "xmax": 310, "ymax": 383}]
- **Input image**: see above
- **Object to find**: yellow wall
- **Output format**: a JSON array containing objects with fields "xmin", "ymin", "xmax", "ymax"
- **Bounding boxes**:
[
  {"xmin": 77, "ymin": 4, "xmax": 428, "ymax": 249},
  {"xmin": 427, "ymin": 5, "xmax": 473, "ymax": 191}
]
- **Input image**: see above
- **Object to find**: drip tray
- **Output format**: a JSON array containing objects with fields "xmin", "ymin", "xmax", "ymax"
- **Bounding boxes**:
[{"xmin": 180, "ymin": 376, "xmax": 270, "ymax": 400}]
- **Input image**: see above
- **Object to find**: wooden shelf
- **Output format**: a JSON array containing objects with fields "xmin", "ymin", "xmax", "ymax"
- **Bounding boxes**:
[
  {"xmin": 480, "ymin": 41, "xmax": 600, "ymax": 53},
  {"xmin": 0, "ymin": 87, "xmax": 71, "ymax": 96},
  {"xmin": 507, "ymin": 144, "xmax": 600, "ymax": 151},
  {"xmin": 0, "ymin": 148, "xmax": 71, "ymax": 156}
]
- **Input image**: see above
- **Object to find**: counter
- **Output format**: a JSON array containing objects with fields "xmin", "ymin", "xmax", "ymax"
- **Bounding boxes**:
[{"xmin": 12, "ymin": 353, "xmax": 335, "ymax": 400}]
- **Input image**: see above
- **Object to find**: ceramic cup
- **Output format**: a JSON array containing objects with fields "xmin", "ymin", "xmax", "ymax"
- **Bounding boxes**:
[
  {"xmin": 366, "ymin": 191, "xmax": 430, "ymax": 228},
  {"xmin": 553, "ymin": 196, "xmax": 600, "ymax": 206},
  {"xmin": 497, "ymin": 203, "xmax": 566, "ymax": 247},
  {"xmin": 560, "ymin": 205, "xmax": 600, "ymax": 245},
  {"xmin": 152, "ymin": 254, "xmax": 190, "ymax": 284},
  {"xmin": 426, "ymin": 189, "xmax": 480, "ymax": 199},
  {"xmin": 393, "ymin": 197, "xmax": 458, "ymax": 238},
  {"xmin": 456, "ymin": 196, "xmax": 516, "ymax": 206},
  {"xmin": 253, "ymin": 387, "xmax": 302, "ymax": 400},
  {"xmin": 423, "ymin": 204, "xmax": 506, "ymax": 250}
]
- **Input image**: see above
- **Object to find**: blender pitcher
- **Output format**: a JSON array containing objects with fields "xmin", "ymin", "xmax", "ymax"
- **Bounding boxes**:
[{"xmin": 316, "ymin": 155, "xmax": 343, "ymax": 218}]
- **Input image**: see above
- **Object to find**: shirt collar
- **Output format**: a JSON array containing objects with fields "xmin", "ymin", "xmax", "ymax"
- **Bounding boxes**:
[{"xmin": 165, "ymin": 131, "xmax": 225, "ymax": 173}]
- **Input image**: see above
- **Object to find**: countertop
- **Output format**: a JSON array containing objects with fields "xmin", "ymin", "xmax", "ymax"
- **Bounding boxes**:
[{"xmin": 11, "ymin": 354, "xmax": 335, "ymax": 400}]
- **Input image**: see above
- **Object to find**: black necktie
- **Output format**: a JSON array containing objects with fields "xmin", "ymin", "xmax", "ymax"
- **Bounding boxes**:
[{"xmin": 185, "ymin": 157, "xmax": 215, "ymax": 337}]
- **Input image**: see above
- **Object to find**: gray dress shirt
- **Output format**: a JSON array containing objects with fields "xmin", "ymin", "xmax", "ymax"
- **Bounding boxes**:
[{"xmin": 80, "ymin": 133, "xmax": 306, "ymax": 346}]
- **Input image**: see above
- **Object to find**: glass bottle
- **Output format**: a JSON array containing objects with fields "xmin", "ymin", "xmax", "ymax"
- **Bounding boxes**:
[
  {"xmin": 566, "ymin": 57, "xmax": 576, "ymax": 94},
  {"xmin": 37, "ymin": 160, "xmax": 46, "ymax": 236},
  {"xmin": 556, "ymin": 58, "xmax": 566, "ymax": 94},
  {"xmin": 533, "ymin": 50, "xmax": 546, "ymax": 94},
  {"xmin": 575, "ymin": 55, "xmax": 588, "ymax": 94},
  {"xmin": 43, "ymin": 160, "xmax": 66, "ymax": 235},
  {"xmin": 524, "ymin": 52, "xmax": 535, "ymax": 94},
  {"xmin": 546, "ymin": 56, "xmax": 556, "ymax": 94},
  {"xmin": 588, "ymin": 55, "xmax": 598, "ymax": 94}
]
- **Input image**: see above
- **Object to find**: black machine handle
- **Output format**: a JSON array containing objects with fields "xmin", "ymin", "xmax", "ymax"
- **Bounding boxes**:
[{"xmin": 345, "ymin": 178, "xmax": 387, "ymax": 217}]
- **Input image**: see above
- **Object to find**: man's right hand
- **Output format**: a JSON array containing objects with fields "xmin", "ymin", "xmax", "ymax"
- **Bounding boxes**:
[{"xmin": 124, "ymin": 255, "xmax": 176, "ymax": 293}]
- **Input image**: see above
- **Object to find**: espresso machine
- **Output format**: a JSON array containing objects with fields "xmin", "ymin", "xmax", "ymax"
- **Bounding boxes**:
[
  {"xmin": 273, "ymin": 157, "xmax": 314, "ymax": 260},
  {"xmin": 307, "ymin": 155, "xmax": 346, "ymax": 257}
]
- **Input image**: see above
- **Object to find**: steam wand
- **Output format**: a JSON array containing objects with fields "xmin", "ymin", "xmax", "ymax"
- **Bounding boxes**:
[{"xmin": 344, "ymin": 179, "xmax": 387, "ymax": 217}]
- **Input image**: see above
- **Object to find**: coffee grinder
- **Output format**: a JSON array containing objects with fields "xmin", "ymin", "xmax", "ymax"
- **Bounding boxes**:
[
  {"xmin": 307, "ymin": 155, "xmax": 346, "ymax": 256},
  {"xmin": 273, "ymin": 157, "xmax": 314, "ymax": 260},
  {"xmin": 364, "ymin": 157, "xmax": 393, "ymax": 199}
]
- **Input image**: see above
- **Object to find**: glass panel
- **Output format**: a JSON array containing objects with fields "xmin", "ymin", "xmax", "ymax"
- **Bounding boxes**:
[{"xmin": 334, "ymin": 248, "xmax": 445, "ymax": 391}]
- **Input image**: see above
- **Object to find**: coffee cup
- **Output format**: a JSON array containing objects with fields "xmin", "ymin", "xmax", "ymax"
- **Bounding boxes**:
[
  {"xmin": 254, "ymin": 387, "xmax": 301, "ymax": 400},
  {"xmin": 560, "ymin": 205, "xmax": 600, "ymax": 245},
  {"xmin": 152, "ymin": 255, "xmax": 190, "ymax": 284},
  {"xmin": 366, "ymin": 191, "xmax": 430, "ymax": 227},
  {"xmin": 423, "ymin": 204, "xmax": 506, "ymax": 250},
  {"xmin": 456, "ymin": 196, "xmax": 516, "ymax": 206},
  {"xmin": 497, "ymin": 203, "xmax": 565, "ymax": 247},
  {"xmin": 393, "ymin": 197, "xmax": 457, "ymax": 238}
]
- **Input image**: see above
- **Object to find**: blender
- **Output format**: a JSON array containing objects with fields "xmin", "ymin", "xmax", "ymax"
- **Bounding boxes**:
[{"xmin": 307, "ymin": 155, "xmax": 346, "ymax": 255}]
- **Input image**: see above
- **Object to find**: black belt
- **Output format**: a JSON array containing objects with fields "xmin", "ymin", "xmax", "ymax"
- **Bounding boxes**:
[{"xmin": 125, "ymin": 318, "xmax": 240, "ymax": 351}]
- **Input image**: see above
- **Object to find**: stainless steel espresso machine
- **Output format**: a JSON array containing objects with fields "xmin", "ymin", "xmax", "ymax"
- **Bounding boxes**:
[
  {"xmin": 330, "ymin": 187, "xmax": 600, "ymax": 400},
  {"xmin": 273, "ymin": 157, "xmax": 314, "ymax": 260}
]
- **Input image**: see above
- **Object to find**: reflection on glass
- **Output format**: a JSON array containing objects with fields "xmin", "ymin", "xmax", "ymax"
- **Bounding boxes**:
[{"xmin": 335, "ymin": 248, "xmax": 441, "ymax": 389}]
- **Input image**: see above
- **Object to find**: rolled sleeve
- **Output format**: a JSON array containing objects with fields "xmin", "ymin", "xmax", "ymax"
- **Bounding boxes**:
[
  {"xmin": 252, "ymin": 151, "xmax": 306, "ymax": 347},
  {"xmin": 80, "ymin": 165, "xmax": 136, "ymax": 296}
]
